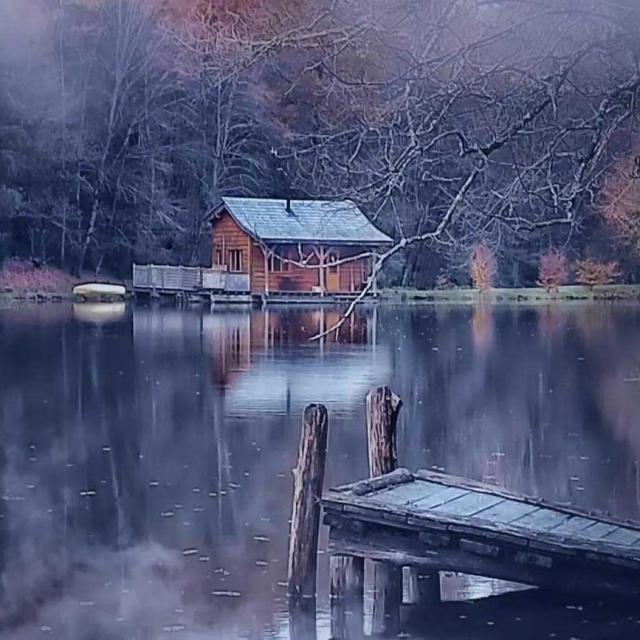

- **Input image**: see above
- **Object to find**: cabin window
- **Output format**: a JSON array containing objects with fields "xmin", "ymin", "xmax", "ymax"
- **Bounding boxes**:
[
  {"xmin": 214, "ymin": 249, "xmax": 223, "ymax": 266},
  {"xmin": 228, "ymin": 249, "xmax": 243, "ymax": 272},
  {"xmin": 328, "ymin": 253, "xmax": 339, "ymax": 273},
  {"xmin": 269, "ymin": 250, "xmax": 289, "ymax": 272}
]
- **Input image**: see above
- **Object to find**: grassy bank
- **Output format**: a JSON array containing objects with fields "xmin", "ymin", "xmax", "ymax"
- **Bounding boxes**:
[
  {"xmin": 0, "ymin": 289, "xmax": 74, "ymax": 303},
  {"xmin": 0, "ymin": 259, "xmax": 78, "ymax": 302},
  {"xmin": 380, "ymin": 284, "xmax": 640, "ymax": 304}
]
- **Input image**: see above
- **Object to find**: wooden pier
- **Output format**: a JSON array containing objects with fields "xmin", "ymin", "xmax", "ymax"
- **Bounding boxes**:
[
  {"xmin": 286, "ymin": 387, "xmax": 640, "ymax": 639},
  {"xmin": 323, "ymin": 467, "xmax": 640, "ymax": 616}
]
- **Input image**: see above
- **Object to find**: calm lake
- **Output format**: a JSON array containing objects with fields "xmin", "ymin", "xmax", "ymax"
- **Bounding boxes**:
[{"xmin": 2, "ymin": 302, "xmax": 640, "ymax": 639}]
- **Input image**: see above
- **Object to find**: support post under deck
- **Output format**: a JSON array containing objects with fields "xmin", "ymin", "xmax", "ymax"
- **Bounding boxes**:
[{"xmin": 330, "ymin": 555, "xmax": 364, "ymax": 639}]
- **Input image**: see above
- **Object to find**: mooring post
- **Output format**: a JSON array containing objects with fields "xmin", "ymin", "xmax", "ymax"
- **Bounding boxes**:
[
  {"xmin": 289, "ymin": 602, "xmax": 318, "ymax": 640},
  {"xmin": 366, "ymin": 387, "xmax": 441, "ymax": 624},
  {"xmin": 366, "ymin": 386, "xmax": 403, "ymax": 636},
  {"xmin": 287, "ymin": 403, "xmax": 329, "ymax": 631},
  {"xmin": 330, "ymin": 555, "xmax": 365, "ymax": 639}
]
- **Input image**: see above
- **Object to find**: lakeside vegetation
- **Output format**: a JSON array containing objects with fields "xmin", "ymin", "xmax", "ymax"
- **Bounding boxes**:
[
  {"xmin": 0, "ymin": 259, "xmax": 77, "ymax": 300},
  {"xmin": 3, "ymin": 254, "xmax": 640, "ymax": 305},
  {"xmin": 380, "ymin": 285, "xmax": 640, "ymax": 305}
]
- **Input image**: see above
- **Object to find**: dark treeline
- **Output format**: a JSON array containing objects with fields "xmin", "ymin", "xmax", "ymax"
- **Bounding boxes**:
[{"xmin": 1, "ymin": 0, "xmax": 639, "ymax": 285}]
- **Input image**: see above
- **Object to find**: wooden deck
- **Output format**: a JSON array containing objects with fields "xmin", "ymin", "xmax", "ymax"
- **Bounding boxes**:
[
  {"xmin": 132, "ymin": 264, "xmax": 250, "ymax": 294},
  {"xmin": 132, "ymin": 264, "xmax": 379, "ymax": 305},
  {"xmin": 323, "ymin": 468, "xmax": 640, "ymax": 601}
]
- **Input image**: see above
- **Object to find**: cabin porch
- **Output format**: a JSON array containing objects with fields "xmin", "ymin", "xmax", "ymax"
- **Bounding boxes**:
[{"xmin": 131, "ymin": 263, "xmax": 378, "ymax": 303}]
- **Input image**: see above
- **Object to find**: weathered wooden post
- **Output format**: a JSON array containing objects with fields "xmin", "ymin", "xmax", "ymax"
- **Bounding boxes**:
[
  {"xmin": 366, "ymin": 386, "xmax": 403, "ymax": 636},
  {"xmin": 289, "ymin": 603, "xmax": 318, "ymax": 640},
  {"xmin": 366, "ymin": 387, "xmax": 441, "ymax": 631},
  {"xmin": 330, "ymin": 555, "xmax": 364, "ymax": 639},
  {"xmin": 406, "ymin": 569, "xmax": 441, "ymax": 607},
  {"xmin": 367, "ymin": 386, "xmax": 401, "ymax": 476},
  {"xmin": 287, "ymin": 403, "xmax": 329, "ymax": 632}
]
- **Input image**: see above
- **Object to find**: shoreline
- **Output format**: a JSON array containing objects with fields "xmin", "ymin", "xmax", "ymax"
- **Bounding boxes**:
[
  {"xmin": 3, "ymin": 283, "xmax": 640, "ymax": 306},
  {"xmin": 0, "ymin": 290, "xmax": 74, "ymax": 303},
  {"xmin": 378, "ymin": 284, "xmax": 640, "ymax": 304}
]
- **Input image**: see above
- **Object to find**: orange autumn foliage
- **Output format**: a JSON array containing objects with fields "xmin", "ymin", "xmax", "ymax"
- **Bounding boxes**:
[
  {"xmin": 537, "ymin": 249, "xmax": 568, "ymax": 291},
  {"xmin": 469, "ymin": 243, "xmax": 495, "ymax": 291},
  {"xmin": 471, "ymin": 305, "xmax": 493, "ymax": 354},
  {"xmin": 155, "ymin": 0, "xmax": 312, "ymax": 81},
  {"xmin": 575, "ymin": 259, "xmax": 620, "ymax": 287},
  {"xmin": 599, "ymin": 150, "xmax": 640, "ymax": 252},
  {"xmin": 156, "ymin": 0, "xmax": 306, "ymax": 36}
]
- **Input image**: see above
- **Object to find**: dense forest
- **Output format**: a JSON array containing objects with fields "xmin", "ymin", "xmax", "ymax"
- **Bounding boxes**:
[{"xmin": 1, "ymin": 0, "xmax": 640, "ymax": 286}]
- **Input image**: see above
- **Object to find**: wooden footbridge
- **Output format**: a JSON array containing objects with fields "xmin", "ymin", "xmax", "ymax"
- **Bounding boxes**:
[
  {"xmin": 324, "ymin": 468, "xmax": 640, "ymax": 602},
  {"xmin": 284, "ymin": 387, "xmax": 640, "ymax": 640}
]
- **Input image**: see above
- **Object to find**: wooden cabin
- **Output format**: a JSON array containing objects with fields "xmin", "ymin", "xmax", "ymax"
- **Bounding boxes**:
[{"xmin": 208, "ymin": 197, "xmax": 393, "ymax": 296}]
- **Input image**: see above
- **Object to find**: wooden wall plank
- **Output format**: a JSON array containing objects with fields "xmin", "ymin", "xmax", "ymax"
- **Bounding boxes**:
[{"xmin": 211, "ymin": 212, "xmax": 251, "ymax": 275}]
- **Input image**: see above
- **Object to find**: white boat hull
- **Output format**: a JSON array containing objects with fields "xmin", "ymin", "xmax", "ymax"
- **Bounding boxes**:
[{"xmin": 73, "ymin": 283, "xmax": 127, "ymax": 298}]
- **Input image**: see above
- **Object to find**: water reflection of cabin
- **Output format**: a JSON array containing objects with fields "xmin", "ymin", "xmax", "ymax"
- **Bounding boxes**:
[
  {"xmin": 209, "ymin": 309, "xmax": 376, "ymax": 387},
  {"xmin": 208, "ymin": 197, "xmax": 393, "ymax": 297}
]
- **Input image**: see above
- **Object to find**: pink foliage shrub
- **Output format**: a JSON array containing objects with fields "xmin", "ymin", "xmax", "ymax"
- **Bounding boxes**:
[
  {"xmin": 0, "ymin": 259, "xmax": 78, "ymax": 292},
  {"xmin": 537, "ymin": 249, "xmax": 568, "ymax": 291}
]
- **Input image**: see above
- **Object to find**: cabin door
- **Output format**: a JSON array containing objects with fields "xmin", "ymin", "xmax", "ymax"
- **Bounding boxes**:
[{"xmin": 326, "ymin": 252, "xmax": 340, "ymax": 292}]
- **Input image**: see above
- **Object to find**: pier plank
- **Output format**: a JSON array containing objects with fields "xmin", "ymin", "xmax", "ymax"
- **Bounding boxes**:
[
  {"xmin": 549, "ymin": 516, "xmax": 597, "ymax": 536},
  {"xmin": 430, "ymin": 491, "xmax": 504, "ymax": 517},
  {"xmin": 369, "ymin": 480, "xmax": 443, "ymax": 506},
  {"xmin": 510, "ymin": 508, "xmax": 573, "ymax": 532},
  {"xmin": 411, "ymin": 486, "xmax": 470, "ymax": 511},
  {"xmin": 471, "ymin": 500, "xmax": 539, "ymax": 524},
  {"xmin": 602, "ymin": 527, "xmax": 640, "ymax": 546},
  {"xmin": 578, "ymin": 522, "xmax": 619, "ymax": 541}
]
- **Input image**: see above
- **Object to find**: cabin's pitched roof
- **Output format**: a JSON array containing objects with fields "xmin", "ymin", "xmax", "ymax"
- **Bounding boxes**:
[{"xmin": 211, "ymin": 197, "xmax": 393, "ymax": 245}]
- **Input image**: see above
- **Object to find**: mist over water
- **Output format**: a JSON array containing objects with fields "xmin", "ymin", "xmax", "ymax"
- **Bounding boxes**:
[{"xmin": 2, "ymin": 302, "xmax": 640, "ymax": 639}]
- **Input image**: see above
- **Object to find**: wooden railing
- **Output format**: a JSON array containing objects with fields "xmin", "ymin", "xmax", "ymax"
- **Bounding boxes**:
[
  {"xmin": 202, "ymin": 268, "xmax": 226, "ymax": 290},
  {"xmin": 133, "ymin": 264, "xmax": 250, "ymax": 293},
  {"xmin": 225, "ymin": 272, "xmax": 251, "ymax": 292}
]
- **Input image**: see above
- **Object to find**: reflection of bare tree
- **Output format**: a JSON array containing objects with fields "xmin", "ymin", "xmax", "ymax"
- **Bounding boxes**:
[{"xmin": 393, "ymin": 305, "xmax": 640, "ymax": 522}]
